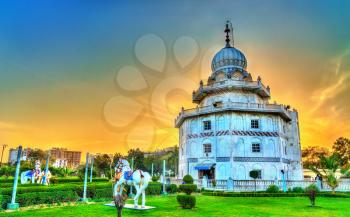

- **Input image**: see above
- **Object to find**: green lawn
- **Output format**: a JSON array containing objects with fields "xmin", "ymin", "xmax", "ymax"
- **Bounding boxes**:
[{"xmin": 1, "ymin": 195, "xmax": 350, "ymax": 217}]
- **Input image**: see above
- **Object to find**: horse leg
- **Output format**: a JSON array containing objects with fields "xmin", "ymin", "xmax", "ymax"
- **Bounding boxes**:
[
  {"xmin": 141, "ymin": 190, "xmax": 146, "ymax": 208},
  {"xmin": 118, "ymin": 183, "xmax": 124, "ymax": 195},
  {"xmin": 114, "ymin": 181, "xmax": 120, "ymax": 196},
  {"xmin": 133, "ymin": 183, "xmax": 141, "ymax": 208}
]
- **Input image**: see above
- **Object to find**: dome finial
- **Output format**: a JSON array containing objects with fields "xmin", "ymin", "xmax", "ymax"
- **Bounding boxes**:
[{"xmin": 224, "ymin": 20, "xmax": 234, "ymax": 47}]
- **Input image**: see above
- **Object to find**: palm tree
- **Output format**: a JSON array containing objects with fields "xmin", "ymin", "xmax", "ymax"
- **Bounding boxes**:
[{"xmin": 310, "ymin": 154, "xmax": 350, "ymax": 193}]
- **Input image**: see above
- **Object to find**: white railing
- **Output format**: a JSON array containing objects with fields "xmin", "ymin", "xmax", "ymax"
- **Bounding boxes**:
[{"xmin": 171, "ymin": 178, "xmax": 350, "ymax": 192}]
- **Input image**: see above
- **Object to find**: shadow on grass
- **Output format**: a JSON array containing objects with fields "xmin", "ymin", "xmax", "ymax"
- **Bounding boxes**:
[{"xmin": 305, "ymin": 206, "xmax": 324, "ymax": 209}]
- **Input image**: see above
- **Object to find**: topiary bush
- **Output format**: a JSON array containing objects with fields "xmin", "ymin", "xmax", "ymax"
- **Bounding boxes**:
[
  {"xmin": 179, "ymin": 184, "xmax": 197, "ymax": 195},
  {"xmin": 145, "ymin": 182, "xmax": 162, "ymax": 195},
  {"xmin": 292, "ymin": 187, "xmax": 304, "ymax": 193},
  {"xmin": 166, "ymin": 184, "xmax": 178, "ymax": 194},
  {"xmin": 151, "ymin": 175, "xmax": 160, "ymax": 182},
  {"xmin": 266, "ymin": 185, "xmax": 280, "ymax": 193},
  {"xmin": 176, "ymin": 194, "xmax": 196, "ymax": 209},
  {"xmin": 183, "ymin": 175, "xmax": 194, "ymax": 184}
]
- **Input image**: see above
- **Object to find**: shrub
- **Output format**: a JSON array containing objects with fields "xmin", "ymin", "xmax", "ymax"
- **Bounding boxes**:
[
  {"xmin": 16, "ymin": 190, "xmax": 78, "ymax": 207},
  {"xmin": 151, "ymin": 176, "xmax": 160, "ymax": 182},
  {"xmin": 146, "ymin": 182, "xmax": 162, "ymax": 195},
  {"xmin": 176, "ymin": 195, "xmax": 196, "ymax": 209},
  {"xmin": 292, "ymin": 187, "xmax": 304, "ymax": 193},
  {"xmin": 183, "ymin": 175, "xmax": 194, "ymax": 184},
  {"xmin": 166, "ymin": 184, "xmax": 178, "ymax": 194},
  {"xmin": 305, "ymin": 184, "xmax": 319, "ymax": 207},
  {"xmin": 95, "ymin": 188, "xmax": 113, "ymax": 199},
  {"xmin": 266, "ymin": 185, "xmax": 279, "ymax": 193},
  {"xmin": 201, "ymin": 191, "xmax": 350, "ymax": 198},
  {"xmin": 179, "ymin": 184, "xmax": 197, "ymax": 195}
]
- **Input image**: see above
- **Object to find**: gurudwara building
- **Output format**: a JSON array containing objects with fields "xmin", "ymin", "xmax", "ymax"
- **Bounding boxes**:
[{"xmin": 176, "ymin": 23, "xmax": 303, "ymax": 181}]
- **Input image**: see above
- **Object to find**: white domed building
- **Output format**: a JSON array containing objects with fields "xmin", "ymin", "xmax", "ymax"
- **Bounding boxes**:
[{"xmin": 175, "ymin": 23, "xmax": 303, "ymax": 182}]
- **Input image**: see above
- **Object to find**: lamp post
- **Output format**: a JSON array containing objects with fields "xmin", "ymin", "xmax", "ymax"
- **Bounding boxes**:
[
  {"xmin": 7, "ymin": 145, "xmax": 22, "ymax": 210},
  {"xmin": 82, "ymin": 152, "xmax": 89, "ymax": 202},
  {"xmin": 151, "ymin": 163, "xmax": 154, "ymax": 177},
  {"xmin": 42, "ymin": 150, "xmax": 50, "ymax": 185},
  {"xmin": 281, "ymin": 170, "xmax": 287, "ymax": 192},
  {"xmin": 0, "ymin": 144, "xmax": 8, "ymax": 167},
  {"xmin": 128, "ymin": 157, "xmax": 135, "ymax": 197},
  {"xmin": 162, "ymin": 160, "xmax": 167, "ymax": 195},
  {"xmin": 90, "ymin": 155, "xmax": 94, "ymax": 183}
]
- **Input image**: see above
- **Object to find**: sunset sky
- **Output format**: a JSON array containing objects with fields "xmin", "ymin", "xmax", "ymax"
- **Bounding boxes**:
[{"xmin": 1, "ymin": 1, "xmax": 350, "ymax": 161}]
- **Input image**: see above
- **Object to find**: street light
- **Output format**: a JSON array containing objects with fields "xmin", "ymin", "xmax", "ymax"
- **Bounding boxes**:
[{"xmin": 0, "ymin": 144, "xmax": 8, "ymax": 167}]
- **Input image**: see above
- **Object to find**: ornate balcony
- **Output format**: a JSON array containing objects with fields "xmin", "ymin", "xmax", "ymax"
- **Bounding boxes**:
[
  {"xmin": 175, "ymin": 101, "xmax": 291, "ymax": 127},
  {"xmin": 192, "ymin": 79, "xmax": 270, "ymax": 103}
]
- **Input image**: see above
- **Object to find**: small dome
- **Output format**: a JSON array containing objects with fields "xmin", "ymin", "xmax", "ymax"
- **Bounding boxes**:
[{"xmin": 211, "ymin": 47, "xmax": 247, "ymax": 73}]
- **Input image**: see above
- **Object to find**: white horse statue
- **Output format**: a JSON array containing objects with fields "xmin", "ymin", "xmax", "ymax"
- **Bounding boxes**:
[
  {"xmin": 113, "ymin": 159, "xmax": 151, "ymax": 208},
  {"xmin": 20, "ymin": 160, "xmax": 42, "ymax": 184}
]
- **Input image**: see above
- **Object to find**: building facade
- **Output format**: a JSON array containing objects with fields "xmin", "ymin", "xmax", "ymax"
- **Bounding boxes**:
[
  {"xmin": 8, "ymin": 148, "xmax": 31, "ymax": 164},
  {"xmin": 176, "ymin": 23, "xmax": 303, "ymax": 181},
  {"xmin": 50, "ymin": 148, "xmax": 81, "ymax": 168}
]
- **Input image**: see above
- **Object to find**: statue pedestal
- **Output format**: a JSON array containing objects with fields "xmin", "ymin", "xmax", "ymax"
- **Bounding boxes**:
[{"xmin": 7, "ymin": 203, "xmax": 19, "ymax": 210}]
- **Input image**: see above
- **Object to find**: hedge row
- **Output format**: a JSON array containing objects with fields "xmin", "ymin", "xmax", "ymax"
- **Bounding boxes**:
[
  {"xmin": 0, "ymin": 182, "xmax": 111, "ymax": 195},
  {"xmin": 0, "ymin": 182, "xmax": 179, "ymax": 209},
  {"xmin": 0, "ymin": 177, "xmax": 108, "ymax": 185},
  {"xmin": 202, "ymin": 191, "xmax": 350, "ymax": 198},
  {"xmin": 0, "ymin": 183, "xmax": 113, "ymax": 209}
]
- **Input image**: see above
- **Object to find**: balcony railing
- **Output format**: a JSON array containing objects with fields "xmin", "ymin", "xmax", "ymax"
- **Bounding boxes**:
[
  {"xmin": 193, "ymin": 79, "xmax": 270, "ymax": 103},
  {"xmin": 175, "ymin": 101, "xmax": 291, "ymax": 127}
]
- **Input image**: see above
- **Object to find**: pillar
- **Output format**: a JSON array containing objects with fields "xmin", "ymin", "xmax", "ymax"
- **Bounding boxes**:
[{"xmin": 7, "ymin": 146, "xmax": 22, "ymax": 210}]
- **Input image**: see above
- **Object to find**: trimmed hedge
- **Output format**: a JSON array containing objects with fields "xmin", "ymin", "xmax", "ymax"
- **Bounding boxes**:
[
  {"xmin": 266, "ymin": 185, "xmax": 280, "ymax": 193},
  {"xmin": 183, "ymin": 175, "xmax": 193, "ymax": 184},
  {"xmin": 146, "ymin": 182, "xmax": 162, "ymax": 195},
  {"xmin": 0, "ymin": 177, "xmax": 108, "ymax": 185},
  {"xmin": 179, "ymin": 184, "xmax": 197, "ymax": 195},
  {"xmin": 202, "ymin": 191, "xmax": 350, "ymax": 198},
  {"xmin": 177, "ymin": 194, "xmax": 196, "ymax": 209},
  {"xmin": 0, "ymin": 183, "xmax": 112, "ymax": 209},
  {"xmin": 167, "ymin": 184, "xmax": 178, "ymax": 193},
  {"xmin": 16, "ymin": 190, "xmax": 78, "ymax": 207},
  {"xmin": 50, "ymin": 177, "xmax": 109, "ymax": 184},
  {"xmin": 0, "ymin": 182, "xmax": 111, "ymax": 195}
]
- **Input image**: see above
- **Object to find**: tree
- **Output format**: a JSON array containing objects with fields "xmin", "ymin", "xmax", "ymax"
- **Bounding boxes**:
[
  {"xmin": 167, "ymin": 146, "xmax": 179, "ymax": 176},
  {"xmin": 113, "ymin": 153, "xmax": 124, "ymax": 166},
  {"xmin": 302, "ymin": 146, "xmax": 330, "ymax": 168},
  {"xmin": 249, "ymin": 170, "xmax": 259, "ymax": 192},
  {"xmin": 94, "ymin": 154, "xmax": 112, "ymax": 177},
  {"xmin": 332, "ymin": 137, "xmax": 350, "ymax": 166},
  {"xmin": 126, "ymin": 148, "xmax": 145, "ymax": 170},
  {"xmin": 310, "ymin": 154, "xmax": 350, "ymax": 193},
  {"xmin": 28, "ymin": 149, "xmax": 47, "ymax": 166}
]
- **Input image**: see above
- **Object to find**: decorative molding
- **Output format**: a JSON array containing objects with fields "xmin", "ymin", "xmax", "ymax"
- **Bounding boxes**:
[
  {"xmin": 187, "ymin": 130, "xmax": 279, "ymax": 139},
  {"xmin": 233, "ymin": 157, "xmax": 280, "ymax": 162},
  {"xmin": 216, "ymin": 157, "xmax": 230, "ymax": 162}
]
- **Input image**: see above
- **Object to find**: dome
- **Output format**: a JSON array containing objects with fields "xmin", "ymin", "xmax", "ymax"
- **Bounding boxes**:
[{"xmin": 211, "ymin": 46, "xmax": 247, "ymax": 73}]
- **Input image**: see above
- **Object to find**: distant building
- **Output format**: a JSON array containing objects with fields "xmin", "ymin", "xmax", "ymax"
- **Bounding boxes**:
[
  {"xmin": 50, "ymin": 148, "xmax": 81, "ymax": 168},
  {"xmin": 8, "ymin": 148, "xmax": 31, "ymax": 164}
]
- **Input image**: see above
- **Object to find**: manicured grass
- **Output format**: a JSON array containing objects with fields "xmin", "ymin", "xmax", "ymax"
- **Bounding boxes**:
[{"xmin": 1, "ymin": 195, "xmax": 350, "ymax": 217}]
